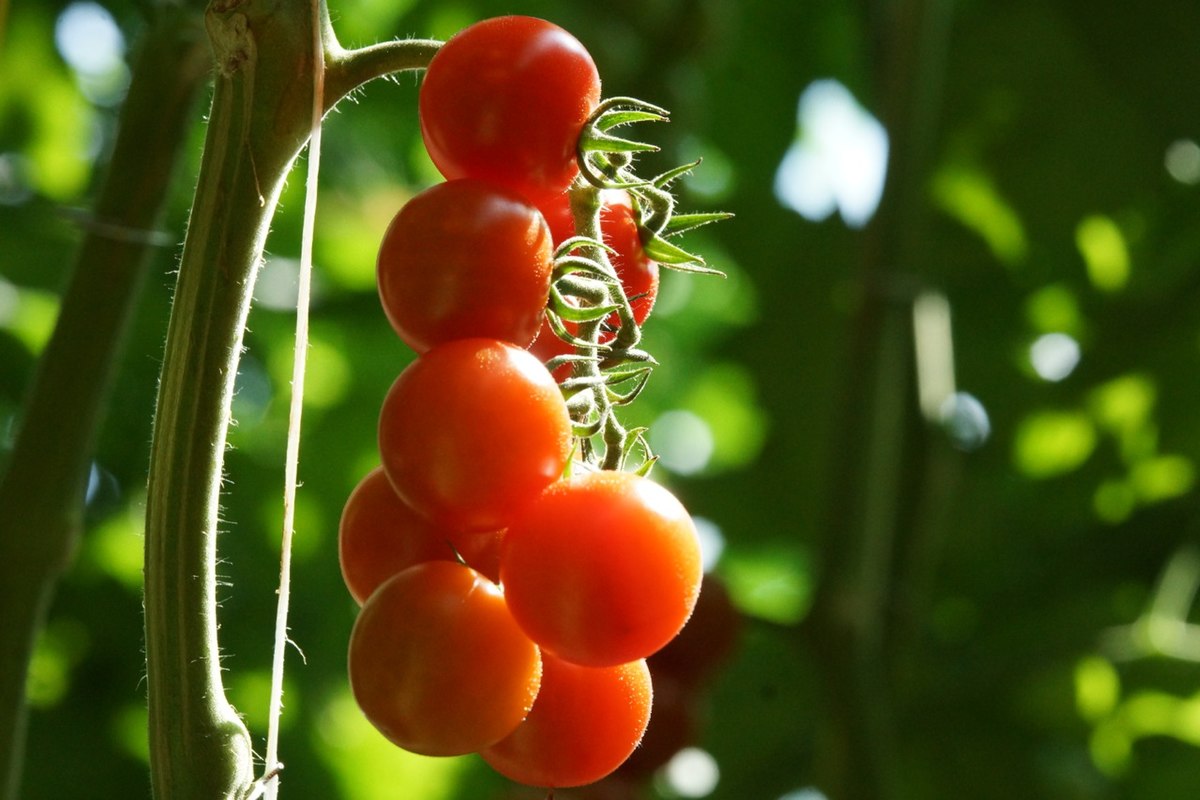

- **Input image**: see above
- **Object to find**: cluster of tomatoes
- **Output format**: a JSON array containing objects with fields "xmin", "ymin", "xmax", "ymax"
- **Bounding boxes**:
[{"xmin": 338, "ymin": 16, "xmax": 706, "ymax": 791}]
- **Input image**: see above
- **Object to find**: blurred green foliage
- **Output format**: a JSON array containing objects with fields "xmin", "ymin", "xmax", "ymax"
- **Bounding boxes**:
[{"xmin": 2, "ymin": 0, "xmax": 1200, "ymax": 798}]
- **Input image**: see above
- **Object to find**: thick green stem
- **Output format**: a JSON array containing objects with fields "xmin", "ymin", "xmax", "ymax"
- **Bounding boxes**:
[
  {"xmin": 141, "ymin": 3, "xmax": 438, "ymax": 796},
  {"xmin": 0, "ymin": 7, "xmax": 210, "ymax": 798}
]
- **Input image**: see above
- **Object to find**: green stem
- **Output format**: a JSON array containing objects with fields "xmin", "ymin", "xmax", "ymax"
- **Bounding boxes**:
[
  {"xmin": 0, "ymin": 7, "xmax": 210, "ymax": 799},
  {"xmin": 141, "ymin": 3, "xmax": 438, "ymax": 796}
]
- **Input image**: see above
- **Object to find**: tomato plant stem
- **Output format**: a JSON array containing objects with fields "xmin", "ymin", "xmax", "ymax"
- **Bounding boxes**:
[
  {"xmin": 0, "ymin": 5, "xmax": 211, "ymax": 798},
  {"xmin": 141, "ymin": 3, "xmax": 439, "ymax": 797}
]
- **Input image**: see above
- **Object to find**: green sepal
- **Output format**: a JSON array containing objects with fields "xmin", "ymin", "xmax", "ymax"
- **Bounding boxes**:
[
  {"xmin": 597, "ymin": 109, "xmax": 670, "ymax": 130},
  {"xmin": 604, "ymin": 368, "xmax": 653, "ymax": 406},
  {"xmin": 549, "ymin": 287, "xmax": 620, "ymax": 324},
  {"xmin": 651, "ymin": 159, "xmax": 701, "ymax": 188},
  {"xmin": 633, "ymin": 452, "xmax": 659, "ymax": 477},
  {"xmin": 641, "ymin": 232, "xmax": 717, "ymax": 272},
  {"xmin": 546, "ymin": 311, "xmax": 613, "ymax": 351},
  {"xmin": 552, "ymin": 255, "xmax": 619, "ymax": 285},
  {"xmin": 554, "ymin": 236, "xmax": 613, "ymax": 260},
  {"xmin": 661, "ymin": 212, "xmax": 735, "ymax": 238},
  {"xmin": 580, "ymin": 129, "xmax": 660, "ymax": 155}
]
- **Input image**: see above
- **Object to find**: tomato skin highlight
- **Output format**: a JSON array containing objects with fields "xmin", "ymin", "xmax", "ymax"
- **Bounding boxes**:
[
  {"xmin": 338, "ymin": 466, "xmax": 503, "ymax": 604},
  {"xmin": 378, "ymin": 338, "xmax": 572, "ymax": 533},
  {"xmin": 376, "ymin": 179, "xmax": 553, "ymax": 353},
  {"xmin": 348, "ymin": 561, "xmax": 542, "ymax": 757},
  {"xmin": 501, "ymin": 471, "xmax": 703, "ymax": 667},
  {"xmin": 481, "ymin": 653, "xmax": 652, "ymax": 789},
  {"xmin": 419, "ymin": 16, "xmax": 601, "ymax": 204}
]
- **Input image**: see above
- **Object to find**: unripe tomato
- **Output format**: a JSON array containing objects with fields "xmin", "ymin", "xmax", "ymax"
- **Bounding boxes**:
[
  {"xmin": 501, "ymin": 470, "xmax": 703, "ymax": 667},
  {"xmin": 338, "ymin": 466, "xmax": 503, "ymax": 604},
  {"xmin": 419, "ymin": 16, "xmax": 601, "ymax": 204},
  {"xmin": 481, "ymin": 652, "xmax": 652, "ymax": 788},
  {"xmin": 379, "ymin": 338, "xmax": 572, "ymax": 532},
  {"xmin": 376, "ymin": 179, "xmax": 554, "ymax": 353},
  {"xmin": 348, "ymin": 561, "xmax": 542, "ymax": 757}
]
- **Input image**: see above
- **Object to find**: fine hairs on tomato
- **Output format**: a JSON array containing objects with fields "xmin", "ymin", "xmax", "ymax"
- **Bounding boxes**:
[
  {"xmin": 481, "ymin": 653, "xmax": 652, "ymax": 789},
  {"xmin": 376, "ymin": 179, "xmax": 554, "ymax": 353},
  {"xmin": 378, "ymin": 338, "xmax": 572, "ymax": 533},
  {"xmin": 348, "ymin": 562, "xmax": 542, "ymax": 757},
  {"xmin": 501, "ymin": 470, "xmax": 703, "ymax": 667},
  {"xmin": 419, "ymin": 16, "xmax": 601, "ymax": 204},
  {"xmin": 338, "ymin": 466, "xmax": 503, "ymax": 604}
]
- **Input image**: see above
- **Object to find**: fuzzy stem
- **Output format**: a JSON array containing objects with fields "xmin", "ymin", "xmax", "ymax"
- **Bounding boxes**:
[
  {"xmin": 142, "ymin": 3, "xmax": 438, "ymax": 797},
  {"xmin": 0, "ymin": 7, "xmax": 210, "ymax": 798}
]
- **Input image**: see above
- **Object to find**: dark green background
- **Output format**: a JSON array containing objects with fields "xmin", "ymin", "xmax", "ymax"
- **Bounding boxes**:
[{"xmin": 3, "ymin": 0, "xmax": 1199, "ymax": 797}]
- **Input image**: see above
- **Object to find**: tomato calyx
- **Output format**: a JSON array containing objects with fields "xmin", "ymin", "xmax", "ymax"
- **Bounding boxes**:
[{"xmin": 576, "ymin": 97, "xmax": 732, "ymax": 277}]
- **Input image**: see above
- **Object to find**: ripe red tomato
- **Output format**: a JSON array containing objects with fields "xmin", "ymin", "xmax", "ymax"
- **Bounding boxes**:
[
  {"xmin": 419, "ymin": 16, "xmax": 601, "ymax": 204},
  {"xmin": 481, "ymin": 652, "xmax": 652, "ymax": 788},
  {"xmin": 501, "ymin": 470, "xmax": 703, "ymax": 667},
  {"xmin": 377, "ymin": 179, "xmax": 554, "ymax": 353},
  {"xmin": 379, "ymin": 338, "xmax": 572, "ymax": 533},
  {"xmin": 348, "ymin": 561, "xmax": 542, "ymax": 756},
  {"xmin": 538, "ymin": 189, "xmax": 660, "ymax": 333},
  {"xmin": 338, "ymin": 466, "xmax": 503, "ymax": 604}
]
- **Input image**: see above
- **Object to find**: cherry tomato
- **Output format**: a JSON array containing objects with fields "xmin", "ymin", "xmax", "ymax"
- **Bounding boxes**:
[
  {"xmin": 501, "ymin": 470, "xmax": 703, "ymax": 667},
  {"xmin": 481, "ymin": 652, "xmax": 652, "ymax": 788},
  {"xmin": 538, "ymin": 189, "xmax": 660, "ymax": 333},
  {"xmin": 419, "ymin": 16, "xmax": 601, "ymax": 204},
  {"xmin": 338, "ymin": 466, "xmax": 503, "ymax": 604},
  {"xmin": 377, "ymin": 179, "xmax": 554, "ymax": 353},
  {"xmin": 379, "ymin": 338, "xmax": 572, "ymax": 533},
  {"xmin": 348, "ymin": 561, "xmax": 542, "ymax": 756}
]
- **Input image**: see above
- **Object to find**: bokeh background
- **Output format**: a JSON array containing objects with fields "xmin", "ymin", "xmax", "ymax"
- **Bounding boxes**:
[{"xmin": 3, "ymin": 0, "xmax": 1200, "ymax": 797}]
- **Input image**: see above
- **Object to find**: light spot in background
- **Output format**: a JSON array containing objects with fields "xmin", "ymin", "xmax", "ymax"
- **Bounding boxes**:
[
  {"xmin": 85, "ymin": 502, "xmax": 145, "ymax": 590},
  {"xmin": 651, "ymin": 409, "xmax": 715, "ymax": 476},
  {"xmin": 662, "ymin": 747, "xmax": 720, "ymax": 797},
  {"xmin": 316, "ymin": 690, "xmax": 470, "ymax": 800},
  {"xmin": 255, "ymin": 256, "xmax": 304, "ymax": 311},
  {"xmin": 1014, "ymin": 409, "xmax": 1095, "ymax": 478},
  {"xmin": 779, "ymin": 789, "xmax": 830, "ymax": 800},
  {"xmin": 1076, "ymin": 215, "xmax": 1130, "ymax": 292},
  {"xmin": 55, "ymin": 2, "xmax": 129, "ymax": 105},
  {"xmin": 775, "ymin": 79, "xmax": 889, "ymax": 228},
  {"xmin": 913, "ymin": 291, "xmax": 956, "ymax": 420},
  {"xmin": 938, "ymin": 392, "xmax": 991, "ymax": 452},
  {"xmin": 724, "ymin": 547, "xmax": 812, "ymax": 624},
  {"xmin": 1165, "ymin": 139, "xmax": 1200, "ymax": 185},
  {"xmin": 691, "ymin": 516, "xmax": 726, "ymax": 573},
  {"xmin": 0, "ymin": 281, "xmax": 61, "ymax": 355},
  {"xmin": 932, "ymin": 165, "xmax": 1027, "ymax": 265},
  {"xmin": 25, "ymin": 619, "xmax": 89, "ymax": 708},
  {"xmin": 1088, "ymin": 373, "xmax": 1156, "ymax": 460},
  {"xmin": 1030, "ymin": 332, "xmax": 1081, "ymax": 382},
  {"xmin": 1025, "ymin": 284, "xmax": 1083, "ymax": 336},
  {"xmin": 1130, "ymin": 455, "xmax": 1195, "ymax": 503},
  {"xmin": 1075, "ymin": 655, "xmax": 1121, "ymax": 722}
]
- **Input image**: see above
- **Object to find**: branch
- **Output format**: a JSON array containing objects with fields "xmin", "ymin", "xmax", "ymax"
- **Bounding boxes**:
[{"xmin": 142, "ymin": 3, "xmax": 438, "ymax": 798}]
